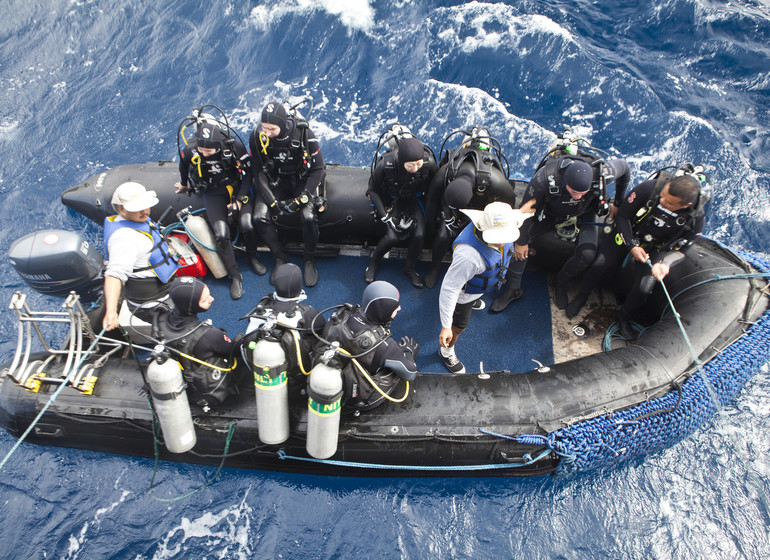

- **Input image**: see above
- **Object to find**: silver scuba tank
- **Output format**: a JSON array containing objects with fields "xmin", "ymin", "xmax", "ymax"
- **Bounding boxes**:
[
  {"xmin": 146, "ymin": 347, "xmax": 197, "ymax": 453},
  {"xmin": 183, "ymin": 213, "xmax": 228, "ymax": 279},
  {"xmin": 306, "ymin": 357, "xmax": 344, "ymax": 459},
  {"xmin": 252, "ymin": 337, "xmax": 290, "ymax": 444}
]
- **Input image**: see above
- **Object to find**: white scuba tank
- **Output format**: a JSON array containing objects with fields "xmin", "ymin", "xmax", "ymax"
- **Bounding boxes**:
[
  {"xmin": 252, "ymin": 338, "xmax": 290, "ymax": 444},
  {"xmin": 183, "ymin": 214, "xmax": 227, "ymax": 279},
  {"xmin": 146, "ymin": 348, "xmax": 197, "ymax": 453},
  {"xmin": 306, "ymin": 361, "xmax": 343, "ymax": 459}
]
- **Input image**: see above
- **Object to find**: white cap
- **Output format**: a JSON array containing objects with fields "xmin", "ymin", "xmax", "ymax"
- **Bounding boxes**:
[
  {"xmin": 110, "ymin": 181, "xmax": 159, "ymax": 212},
  {"xmin": 460, "ymin": 202, "xmax": 531, "ymax": 244}
]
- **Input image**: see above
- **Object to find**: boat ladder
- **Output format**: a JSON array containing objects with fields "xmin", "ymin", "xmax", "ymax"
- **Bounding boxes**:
[{"xmin": 1, "ymin": 292, "xmax": 119, "ymax": 394}]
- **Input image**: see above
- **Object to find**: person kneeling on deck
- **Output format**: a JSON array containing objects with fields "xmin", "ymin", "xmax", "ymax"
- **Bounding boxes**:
[
  {"xmin": 243, "ymin": 263, "xmax": 326, "ymax": 393},
  {"xmin": 565, "ymin": 169, "xmax": 707, "ymax": 339},
  {"xmin": 156, "ymin": 277, "xmax": 243, "ymax": 408},
  {"xmin": 102, "ymin": 181, "xmax": 180, "ymax": 332},
  {"xmin": 317, "ymin": 281, "xmax": 418, "ymax": 413},
  {"xmin": 438, "ymin": 202, "xmax": 531, "ymax": 373}
]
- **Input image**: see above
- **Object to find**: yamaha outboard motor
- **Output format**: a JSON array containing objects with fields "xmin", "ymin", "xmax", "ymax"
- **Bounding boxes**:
[{"xmin": 8, "ymin": 230, "xmax": 104, "ymax": 303}]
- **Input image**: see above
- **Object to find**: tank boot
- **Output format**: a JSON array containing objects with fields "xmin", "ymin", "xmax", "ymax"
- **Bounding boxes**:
[
  {"xmin": 403, "ymin": 266, "xmax": 424, "ymax": 289},
  {"xmin": 270, "ymin": 257, "xmax": 289, "ymax": 284},
  {"xmin": 614, "ymin": 308, "xmax": 636, "ymax": 340},
  {"xmin": 424, "ymin": 264, "xmax": 442, "ymax": 289},
  {"xmin": 230, "ymin": 273, "xmax": 243, "ymax": 300},
  {"xmin": 490, "ymin": 286, "xmax": 523, "ymax": 313},
  {"xmin": 565, "ymin": 290, "xmax": 590, "ymax": 318},
  {"xmin": 246, "ymin": 252, "xmax": 267, "ymax": 276},
  {"xmin": 364, "ymin": 259, "xmax": 378, "ymax": 284},
  {"xmin": 552, "ymin": 273, "xmax": 569, "ymax": 309},
  {"xmin": 304, "ymin": 258, "xmax": 318, "ymax": 287}
]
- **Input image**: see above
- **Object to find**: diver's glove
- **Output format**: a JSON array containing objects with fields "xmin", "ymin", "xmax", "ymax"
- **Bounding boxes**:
[{"xmin": 399, "ymin": 336, "xmax": 420, "ymax": 360}]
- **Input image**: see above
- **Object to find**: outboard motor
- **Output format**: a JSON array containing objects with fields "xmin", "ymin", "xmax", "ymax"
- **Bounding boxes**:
[
  {"xmin": 251, "ymin": 336, "xmax": 290, "ymax": 444},
  {"xmin": 146, "ymin": 346, "xmax": 197, "ymax": 453},
  {"xmin": 8, "ymin": 230, "xmax": 103, "ymax": 303},
  {"xmin": 306, "ymin": 355, "xmax": 343, "ymax": 459}
]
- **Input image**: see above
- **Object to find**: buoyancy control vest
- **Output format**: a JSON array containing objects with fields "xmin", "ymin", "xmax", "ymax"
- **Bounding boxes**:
[
  {"xmin": 442, "ymin": 146, "xmax": 508, "ymax": 197},
  {"xmin": 633, "ymin": 170, "xmax": 709, "ymax": 249},
  {"xmin": 254, "ymin": 119, "xmax": 311, "ymax": 182},
  {"xmin": 103, "ymin": 217, "xmax": 179, "ymax": 283},
  {"xmin": 184, "ymin": 143, "xmax": 242, "ymax": 194},
  {"xmin": 378, "ymin": 145, "xmax": 435, "ymax": 198},
  {"xmin": 155, "ymin": 310, "xmax": 238, "ymax": 407},
  {"xmin": 453, "ymin": 224, "xmax": 514, "ymax": 294},
  {"xmin": 319, "ymin": 305, "xmax": 399, "ymax": 411}
]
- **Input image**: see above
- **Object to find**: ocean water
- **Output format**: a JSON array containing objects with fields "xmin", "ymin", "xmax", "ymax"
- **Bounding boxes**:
[{"xmin": 1, "ymin": 0, "xmax": 769, "ymax": 558}]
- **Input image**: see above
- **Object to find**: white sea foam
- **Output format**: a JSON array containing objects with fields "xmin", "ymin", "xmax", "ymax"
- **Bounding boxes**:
[{"xmin": 249, "ymin": 0, "xmax": 375, "ymax": 33}]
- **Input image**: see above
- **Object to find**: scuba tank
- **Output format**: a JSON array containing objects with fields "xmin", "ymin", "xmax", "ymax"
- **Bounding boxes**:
[
  {"xmin": 251, "ymin": 335, "xmax": 290, "ymax": 445},
  {"xmin": 146, "ymin": 346, "xmax": 197, "ymax": 453},
  {"xmin": 178, "ymin": 208, "xmax": 227, "ymax": 279},
  {"xmin": 306, "ymin": 348, "xmax": 344, "ymax": 459}
]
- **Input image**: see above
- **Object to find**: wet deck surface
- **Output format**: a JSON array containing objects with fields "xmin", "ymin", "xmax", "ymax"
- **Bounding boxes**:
[{"xmin": 202, "ymin": 249, "xmax": 617, "ymax": 375}]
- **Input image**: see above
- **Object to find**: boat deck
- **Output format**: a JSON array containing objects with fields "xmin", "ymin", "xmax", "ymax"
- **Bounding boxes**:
[{"xmin": 201, "ymin": 248, "xmax": 613, "ymax": 375}]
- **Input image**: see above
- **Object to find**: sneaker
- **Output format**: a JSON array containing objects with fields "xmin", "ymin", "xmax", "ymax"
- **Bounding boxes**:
[
  {"xmin": 472, "ymin": 299, "xmax": 485, "ymax": 311},
  {"xmin": 490, "ymin": 288, "xmax": 523, "ymax": 313},
  {"xmin": 438, "ymin": 348, "xmax": 466, "ymax": 373}
]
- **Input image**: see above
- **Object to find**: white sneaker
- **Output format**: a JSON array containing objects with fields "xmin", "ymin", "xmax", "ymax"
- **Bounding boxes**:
[
  {"xmin": 438, "ymin": 348, "xmax": 466, "ymax": 373},
  {"xmin": 472, "ymin": 299, "xmax": 485, "ymax": 310}
]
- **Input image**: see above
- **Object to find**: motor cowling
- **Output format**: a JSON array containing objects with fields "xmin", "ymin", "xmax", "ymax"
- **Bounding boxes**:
[
  {"xmin": 306, "ymin": 362, "xmax": 343, "ymax": 459},
  {"xmin": 252, "ymin": 337, "xmax": 290, "ymax": 444},
  {"xmin": 9, "ymin": 230, "xmax": 103, "ymax": 302},
  {"xmin": 146, "ymin": 348, "xmax": 197, "ymax": 453}
]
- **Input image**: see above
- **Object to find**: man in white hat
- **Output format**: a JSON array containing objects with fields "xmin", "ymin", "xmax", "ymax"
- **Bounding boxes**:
[
  {"xmin": 437, "ymin": 201, "xmax": 532, "ymax": 373},
  {"xmin": 102, "ymin": 181, "xmax": 180, "ymax": 331}
]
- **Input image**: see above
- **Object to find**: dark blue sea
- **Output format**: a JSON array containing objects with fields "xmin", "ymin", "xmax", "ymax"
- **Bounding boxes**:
[{"xmin": 1, "ymin": 0, "xmax": 769, "ymax": 558}]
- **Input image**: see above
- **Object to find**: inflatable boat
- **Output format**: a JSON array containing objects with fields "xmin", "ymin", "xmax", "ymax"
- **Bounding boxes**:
[{"xmin": 1, "ymin": 162, "xmax": 768, "ymax": 477}]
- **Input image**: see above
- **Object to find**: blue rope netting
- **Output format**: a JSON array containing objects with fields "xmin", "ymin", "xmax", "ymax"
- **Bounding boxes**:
[{"xmin": 551, "ymin": 250, "xmax": 770, "ymax": 475}]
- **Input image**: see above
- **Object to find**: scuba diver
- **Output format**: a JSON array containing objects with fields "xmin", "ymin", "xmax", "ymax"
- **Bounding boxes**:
[
  {"xmin": 157, "ymin": 276, "xmax": 243, "ymax": 409},
  {"xmin": 437, "ymin": 202, "xmax": 531, "ymax": 373},
  {"xmin": 316, "ymin": 281, "xmax": 419, "ymax": 413},
  {"xmin": 248, "ymin": 99, "xmax": 326, "ymax": 287},
  {"xmin": 175, "ymin": 106, "xmax": 265, "ymax": 301},
  {"xmin": 424, "ymin": 126, "xmax": 516, "ymax": 289},
  {"xmin": 565, "ymin": 165, "xmax": 708, "ymax": 338},
  {"xmin": 489, "ymin": 130, "xmax": 631, "ymax": 313},
  {"xmin": 365, "ymin": 124, "xmax": 437, "ymax": 288},
  {"xmin": 102, "ymin": 181, "xmax": 180, "ymax": 331},
  {"xmin": 243, "ymin": 263, "xmax": 326, "ymax": 392}
]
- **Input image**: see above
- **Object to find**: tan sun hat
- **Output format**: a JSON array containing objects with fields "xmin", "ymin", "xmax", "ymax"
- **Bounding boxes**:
[
  {"xmin": 460, "ymin": 201, "xmax": 531, "ymax": 244},
  {"xmin": 110, "ymin": 181, "xmax": 159, "ymax": 212}
]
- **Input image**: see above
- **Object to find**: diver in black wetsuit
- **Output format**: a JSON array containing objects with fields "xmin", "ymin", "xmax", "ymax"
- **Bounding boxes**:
[
  {"xmin": 317, "ymin": 281, "xmax": 419, "ymax": 413},
  {"xmin": 249, "ymin": 101, "xmax": 326, "ymax": 287},
  {"xmin": 243, "ymin": 263, "xmax": 326, "ymax": 390},
  {"xmin": 366, "ymin": 134, "xmax": 437, "ymax": 288},
  {"xmin": 566, "ymin": 171, "xmax": 707, "ymax": 338},
  {"xmin": 158, "ymin": 276, "xmax": 242, "ymax": 408},
  {"xmin": 176, "ymin": 120, "xmax": 265, "ymax": 300},
  {"xmin": 490, "ymin": 149, "xmax": 631, "ymax": 313},
  {"xmin": 424, "ymin": 128, "xmax": 516, "ymax": 288}
]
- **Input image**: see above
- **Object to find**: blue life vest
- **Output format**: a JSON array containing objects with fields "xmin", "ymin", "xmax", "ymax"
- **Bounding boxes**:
[
  {"xmin": 452, "ymin": 224, "xmax": 513, "ymax": 294},
  {"xmin": 103, "ymin": 216, "xmax": 179, "ymax": 283}
]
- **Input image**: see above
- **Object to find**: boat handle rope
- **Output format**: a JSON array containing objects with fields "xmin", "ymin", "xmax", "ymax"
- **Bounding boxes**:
[
  {"xmin": 649, "ymin": 258, "xmax": 770, "ymax": 517},
  {"xmin": 0, "ymin": 327, "xmax": 108, "ymax": 472},
  {"xmin": 274, "ymin": 448, "xmax": 552, "ymax": 471}
]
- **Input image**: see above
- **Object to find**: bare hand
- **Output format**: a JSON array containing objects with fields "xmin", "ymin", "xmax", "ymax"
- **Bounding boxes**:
[
  {"xmin": 174, "ymin": 182, "xmax": 188, "ymax": 194},
  {"xmin": 609, "ymin": 203, "xmax": 619, "ymax": 221},
  {"xmin": 514, "ymin": 243, "xmax": 529, "ymax": 260},
  {"xmin": 630, "ymin": 246, "xmax": 649, "ymax": 263},
  {"xmin": 651, "ymin": 263, "xmax": 670, "ymax": 281},
  {"xmin": 439, "ymin": 327, "xmax": 453, "ymax": 348},
  {"xmin": 103, "ymin": 310, "xmax": 119, "ymax": 331}
]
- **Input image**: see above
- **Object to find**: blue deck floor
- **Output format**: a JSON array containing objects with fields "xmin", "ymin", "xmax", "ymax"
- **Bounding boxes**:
[{"xmin": 204, "ymin": 253, "xmax": 554, "ymax": 374}]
